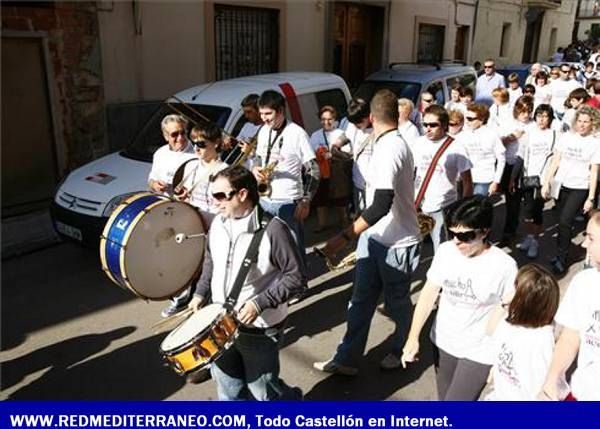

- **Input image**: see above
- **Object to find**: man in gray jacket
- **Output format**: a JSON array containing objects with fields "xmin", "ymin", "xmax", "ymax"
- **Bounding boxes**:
[{"xmin": 188, "ymin": 166, "xmax": 304, "ymax": 400}]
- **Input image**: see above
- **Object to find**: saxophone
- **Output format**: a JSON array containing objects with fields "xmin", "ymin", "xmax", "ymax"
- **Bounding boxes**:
[{"xmin": 257, "ymin": 161, "xmax": 278, "ymax": 197}]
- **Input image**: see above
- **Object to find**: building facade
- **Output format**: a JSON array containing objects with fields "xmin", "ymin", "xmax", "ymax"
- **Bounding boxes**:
[{"xmin": 574, "ymin": 0, "xmax": 600, "ymax": 41}]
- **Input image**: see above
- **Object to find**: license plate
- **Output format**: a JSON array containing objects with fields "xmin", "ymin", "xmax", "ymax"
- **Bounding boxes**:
[{"xmin": 55, "ymin": 221, "xmax": 83, "ymax": 241}]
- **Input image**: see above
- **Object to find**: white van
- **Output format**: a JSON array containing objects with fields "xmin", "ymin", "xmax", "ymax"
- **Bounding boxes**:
[{"xmin": 51, "ymin": 72, "xmax": 351, "ymax": 245}]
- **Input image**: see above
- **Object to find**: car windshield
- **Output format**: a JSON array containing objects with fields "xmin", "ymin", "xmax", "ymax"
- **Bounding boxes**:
[
  {"xmin": 122, "ymin": 103, "xmax": 232, "ymax": 162},
  {"xmin": 354, "ymin": 81, "xmax": 422, "ymax": 104}
]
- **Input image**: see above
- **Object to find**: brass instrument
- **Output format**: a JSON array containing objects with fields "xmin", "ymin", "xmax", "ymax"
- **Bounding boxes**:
[
  {"xmin": 315, "ymin": 247, "xmax": 356, "ymax": 271},
  {"xmin": 257, "ymin": 161, "xmax": 278, "ymax": 197},
  {"xmin": 417, "ymin": 212, "xmax": 435, "ymax": 236},
  {"xmin": 228, "ymin": 136, "xmax": 257, "ymax": 168}
]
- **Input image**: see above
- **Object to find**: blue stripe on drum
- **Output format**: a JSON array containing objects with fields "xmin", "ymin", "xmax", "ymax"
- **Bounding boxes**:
[{"xmin": 104, "ymin": 194, "xmax": 163, "ymax": 287}]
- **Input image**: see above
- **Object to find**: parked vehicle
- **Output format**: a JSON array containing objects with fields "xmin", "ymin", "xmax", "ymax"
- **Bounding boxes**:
[
  {"xmin": 496, "ymin": 64, "xmax": 552, "ymax": 86},
  {"xmin": 354, "ymin": 63, "xmax": 477, "ymax": 105},
  {"xmin": 51, "ymin": 72, "xmax": 351, "ymax": 245}
]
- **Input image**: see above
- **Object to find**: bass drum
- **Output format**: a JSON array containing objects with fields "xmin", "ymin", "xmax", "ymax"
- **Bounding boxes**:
[{"xmin": 100, "ymin": 192, "xmax": 205, "ymax": 300}]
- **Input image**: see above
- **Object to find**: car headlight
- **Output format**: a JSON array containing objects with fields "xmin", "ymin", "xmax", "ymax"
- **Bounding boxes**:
[{"xmin": 102, "ymin": 192, "xmax": 142, "ymax": 217}]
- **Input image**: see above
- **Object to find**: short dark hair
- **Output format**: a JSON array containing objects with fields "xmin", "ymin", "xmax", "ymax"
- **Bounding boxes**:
[
  {"xmin": 190, "ymin": 123, "xmax": 223, "ymax": 152},
  {"xmin": 241, "ymin": 93, "xmax": 259, "ymax": 108},
  {"xmin": 459, "ymin": 86, "xmax": 474, "ymax": 98},
  {"xmin": 370, "ymin": 89, "xmax": 399, "ymax": 124},
  {"xmin": 346, "ymin": 98, "xmax": 370, "ymax": 124},
  {"xmin": 523, "ymin": 84, "xmax": 536, "ymax": 95},
  {"xmin": 212, "ymin": 166, "xmax": 259, "ymax": 205},
  {"xmin": 258, "ymin": 90, "xmax": 286, "ymax": 112},
  {"xmin": 569, "ymin": 87, "xmax": 590, "ymax": 102},
  {"xmin": 423, "ymin": 104, "xmax": 449, "ymax": 130},
  {"xmin": 445, "ymin": 195, "xmax": 494, "ymax": 231},
  {"xmin": 506, "ymin": 264, "xmax": 559, "ymax": 328},
  {"xmin": 467, "ymin": 103, "xmax": 490, "ymax": 124},
  {"xmin": 534, "ymin": 104, "xmax": 554, "ymax": 125}
]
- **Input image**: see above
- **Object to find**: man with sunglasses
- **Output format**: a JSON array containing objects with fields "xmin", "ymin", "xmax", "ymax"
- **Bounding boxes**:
[
  {"xmin": 188, "ymin": 166, "xmax": 304, "ymax": 400},
  {"xmin": 412, "ymin": 105, "xmax": 473, "ymax": 252},
  {"xmin": 148, "ymin": 114, "xmax": 196, "ymax": 318},
  {"xmin": 550, "ymin": 64, "xmax": 582, "ymax": 120},
  {"xmin": 314, "ymin": 89, "xmax": 421, "ymax": 374},
  {"xmin": 475, "ymin": 59, "xmax": 506, "ymax": 107}
]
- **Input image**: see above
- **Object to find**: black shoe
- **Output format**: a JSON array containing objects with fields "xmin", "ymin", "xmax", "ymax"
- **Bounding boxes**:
[{"xmin": 187, "ymin": 368, "xmax": 211, "ymax": 384}]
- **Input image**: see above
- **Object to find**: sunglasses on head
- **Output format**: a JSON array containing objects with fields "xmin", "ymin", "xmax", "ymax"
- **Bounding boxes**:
[
  {"xmin": 447, "ymin": 229, "xmax": 480, "ymax": 243},
  {"xmin": 169, "ymin": 130, "xmax": 186, "ymax": 139},
  {"xmin": 422, "ymin": 122, "xmax": 440, "ymax": 128},
  {"xmin": 193, "ymin": 140, "xmax": 207, "ymax": 149},
  {"xmin": 211, "ymin": 189, "xmax": 238, "ymax": 202},
  {"xmin": 465, "ymin": 116, "xmax": 479, "ymax": 122}
]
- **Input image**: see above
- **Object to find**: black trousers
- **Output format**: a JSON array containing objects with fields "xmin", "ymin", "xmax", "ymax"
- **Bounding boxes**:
[
  {"xmin": 500, "ymin": 164, "xmax": 521, "ymax": 236},
  {"xmin": 556, "ymin": 187, "xmax": 588, "ymax": 264}
]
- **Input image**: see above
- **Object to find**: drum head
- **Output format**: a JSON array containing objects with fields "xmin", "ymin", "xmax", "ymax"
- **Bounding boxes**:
[
  {"xmin": 124, "ymin": 199, "xmax": 205, "ymax": 299},
  {"xmin": 161, "ymin": 303, "xmax": 223, "ymax": 352}
]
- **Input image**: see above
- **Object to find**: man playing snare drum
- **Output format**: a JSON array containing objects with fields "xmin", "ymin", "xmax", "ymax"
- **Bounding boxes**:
[{"xmin": 188, "ymin": 166, "xmax": 305, "ymax": 400}]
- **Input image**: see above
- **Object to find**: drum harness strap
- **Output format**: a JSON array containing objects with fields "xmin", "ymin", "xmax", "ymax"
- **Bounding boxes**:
[{"xmin": 224, "ymin": 207, "xmax": 272, "ymax": 311}]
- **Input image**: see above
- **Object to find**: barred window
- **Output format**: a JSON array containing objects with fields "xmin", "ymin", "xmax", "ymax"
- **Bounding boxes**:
[{"xmin": 214, "ymin": 4, "xmax": 279, "ymax": 80}]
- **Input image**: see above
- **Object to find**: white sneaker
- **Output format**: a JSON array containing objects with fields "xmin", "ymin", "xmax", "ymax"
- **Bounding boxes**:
[
  {"xmin": 527, "ymin": 239, "xmax": 539, "ymax": 259},
  {"xmin": 516, "ymin": 235, "xmax": 533, "ymax": 251},
  {"xmin": 313, "ymin": 359, "xmax": 358, "ymax": 376}
]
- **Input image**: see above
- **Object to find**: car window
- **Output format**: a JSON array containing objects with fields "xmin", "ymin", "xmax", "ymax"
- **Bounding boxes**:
[
  {"xmin": 425, "ymin": 81, "xmax": 444, "ymax": 105},
  {"xmin": 354, "ymin": 81, "xmax": 422, "ymax": 104},
  {"xmin": 295, "ymin": 93, "xmax": 320, "ymax": 134},
  {"xmin": 122, "ymin": 103, "xmax": 231, "ymax": 162},
  {"xmin": 230, "ymin": 112, "xmax": 246, "ymax": 138}
]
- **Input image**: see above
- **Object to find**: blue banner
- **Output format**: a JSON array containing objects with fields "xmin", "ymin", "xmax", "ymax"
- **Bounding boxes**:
[{"xmin": 1, "ymin": 401, "xmax": 598, "ymax": 429}]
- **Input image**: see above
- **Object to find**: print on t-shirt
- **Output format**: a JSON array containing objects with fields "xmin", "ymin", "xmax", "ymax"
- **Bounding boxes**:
[
  {"xmin": 497, "ymin": 343, "xmax": 520, "ymax": 387},
  {"xmin": 443, "ymin": 277, "xmax": 477, "ymax": 303}
]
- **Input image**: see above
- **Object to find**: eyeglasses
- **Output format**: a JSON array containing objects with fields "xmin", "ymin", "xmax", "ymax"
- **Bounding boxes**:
[
  {"xmin": 422, "ymin": 122, "xmax": 440, "ymax": 128},
  {"xmin": 422, "ymin": 98, "xmax": 434, "ymax": 103},
  {"xmin": 484, "ymin": 65, "xmax": 494, "ymax": 69},
  {"xmin": 211, "ymin": 190, "xmax": 238, "ymax": 202},
  {"xmin": 448, "ymin": 122, "xmax": 461, "ymax": 126},
  {"xmin": 560, "ymin": 69, "xmax": 570, "ymax": 73},
  {"xmin": 169, "ymin": 130, "xmax": 186, "ymax": 139},
  {"xmin": 465, "ymin": 116, "xmax": 479, "ymax": 122},
  {"xmin": 193, "ymin": 140, "xmax": 207, "ymax": 149},
  {"xmin": 447, "ymin": 229, "xmax": 480, "ymax": 243}
]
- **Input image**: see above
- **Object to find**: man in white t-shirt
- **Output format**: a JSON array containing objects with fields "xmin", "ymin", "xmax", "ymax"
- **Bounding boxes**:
[
  {"xmin": 223, "ymin": 93, "xmax": 263, "ymax": 165},
  {"xmin": 475, "ymin": 59, "xmax": 506, "ymax": 106},
  {"xmin": 413, "ymin": 104, "xmax": 473, "ymax": 251},
  {"xmin": 148, "ymin": 114, "xmax": 196, "ymax": 318},
  {"xmin": 550, "ymin": 64, "xmax": 582, "ymax": 119},
  {"xmin": 314, "ymin": 89, "xmax": 421, "ymax": 374},
  {"xmin": 252, "ymin": 90, "xmax": 319, "ymax": 272}
]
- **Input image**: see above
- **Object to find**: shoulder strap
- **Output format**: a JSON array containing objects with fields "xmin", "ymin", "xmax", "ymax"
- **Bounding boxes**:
[
  {"xmin": 538, "ymin": 130, "xmax": 557, "ymax": 174},
  {"xmin": 224, "ymin": 208, "xmax": 271, "ymax": 310},
  {"xmin": 414, "ymin": 135, "xmax": 455, "ymax": 209}
]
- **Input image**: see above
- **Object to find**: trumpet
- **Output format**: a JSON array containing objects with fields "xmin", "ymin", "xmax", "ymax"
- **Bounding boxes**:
[
  {"xmin": 257, "ymin": 161, "xmax": 278, "ymax": 197},
  {"xmin": 228, "ymin": 136, "xmax": 258, "ymax": 168}
]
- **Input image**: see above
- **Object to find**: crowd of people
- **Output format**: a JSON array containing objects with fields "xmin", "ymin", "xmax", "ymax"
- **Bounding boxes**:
[{"xmin": 146, "ymin": 54, "xmax": 600, "ymax": 401}]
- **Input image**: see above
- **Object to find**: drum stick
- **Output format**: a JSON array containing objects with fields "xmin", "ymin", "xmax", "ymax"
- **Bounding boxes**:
[{"xmin": 151, "ymin": 307, "xmax": 194, "ymax": 331}]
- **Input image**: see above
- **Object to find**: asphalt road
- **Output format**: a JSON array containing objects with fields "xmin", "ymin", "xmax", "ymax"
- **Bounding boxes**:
[{"xmin": 0, "ymin": 204, "xmax": 588, "ymax": 400}]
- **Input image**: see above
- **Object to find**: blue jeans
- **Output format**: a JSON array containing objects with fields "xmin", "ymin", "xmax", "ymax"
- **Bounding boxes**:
[
  {"xmin": 260, "ymin": 199, "xmax": 305, "ymax": 265},
  {"xmin": 333, "ymin": 236, "xmax": 420, "ymax": 366},
  {"xmin": 210, "ymin": 326, "xmax": 302, "ymax": 400},
  {"xmin": 473, "ymin": 182, "xmax": 491, "ymax": 196}
]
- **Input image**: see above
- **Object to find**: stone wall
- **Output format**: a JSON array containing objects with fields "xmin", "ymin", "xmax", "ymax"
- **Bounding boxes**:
[{"xmin": 2, "ymin": 1, "xmax": 107, "ymax": 172}]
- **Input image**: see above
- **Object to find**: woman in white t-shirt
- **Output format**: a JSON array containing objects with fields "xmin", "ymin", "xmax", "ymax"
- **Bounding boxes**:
[
  {"xmin": 561, "ymin": 88, "xmax": 590, "ymax": 133},
  {"xmin": 542, "ymin": 106, "xmax": 600, "ymax": 275},
  {"xmin": 402, "ymin": 196, "xmax": 518, "ymax": 400},
  {"xmin": 533, "ymin": 71, "xmax": 552, "ymax": 109},
  {"xmin": 540, "ymin": 213, "xmax": 600, "ymax": 401},
  {"xmin": 397, "ymin": 98, "xmax": 421, "ymax": 149},
  {"xmin": 178, "ymin": 124, "xmax": 228, "ymax": 219},
  {"xmin": 486, "ymin": 264, "xmax": 559, "ymax": 401},
  {"xmin": 309, "ymin": 106, "xmax": 346, "ymax": 232},
  {"xmin": 444, "ymin": 84, "xmax": 462, "ymax": 112}
]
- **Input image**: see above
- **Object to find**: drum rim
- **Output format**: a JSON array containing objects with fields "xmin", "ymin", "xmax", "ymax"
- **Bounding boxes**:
[{"xmin": 160, "ymin": 305, "xmax": 236, "ymax": 356}]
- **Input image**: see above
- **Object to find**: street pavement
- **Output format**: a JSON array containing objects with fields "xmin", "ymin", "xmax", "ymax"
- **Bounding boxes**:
[{"xmin": 0, "ymin": 203, "xmax": 588, "ymax": 400}]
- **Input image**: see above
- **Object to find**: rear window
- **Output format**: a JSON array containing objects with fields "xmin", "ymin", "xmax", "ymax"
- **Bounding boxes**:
[
  {"xmin": 354, "ymin": 81, "xmax": 422, "ymax": 104},
  {"xmin": 122, "ymin": 103, "xmax": 231, "ymax": 162}
]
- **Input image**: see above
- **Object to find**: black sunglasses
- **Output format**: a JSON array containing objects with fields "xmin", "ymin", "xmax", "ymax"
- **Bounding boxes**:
[
  {"xmin": 169, "ymin": 130, "xmax": 186, "ymax": 139},
  {"xmin": 449, "ymin": 122, "xmax": 461, "ymax": 126},
  {"xmin": 422, "ymin": 98, "xmax": 434, "ymax": 103},
  {"xmin": 447, "ymin": 229, "xmax": 480, "ymax": 243},
  {"xmin": 422, "ymin": 122, "xmax": 440, "ymax": 128},
  {"xmin": 211, "ymin": 190, "xmax": 238, "ymax": 202},
  {"xmin": 465, "ymin": 116, "xmax": 479, "ymax": 122},
  {"xmin": 193, "ymin": 140, "xmax": 207, "ymax": 149},
  {"xmin": 484, "ymin": 65, "xmax": 494, "ymax": 69}
]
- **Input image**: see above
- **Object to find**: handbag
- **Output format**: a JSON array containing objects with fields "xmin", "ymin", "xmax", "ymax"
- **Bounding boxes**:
[
  {"xmin": 414, "ymin": 135, "xmax": 455, "ymax": 235},
  {"xmin": 520, "ymin": 130, "xmax": 556, "ymax": 192}
]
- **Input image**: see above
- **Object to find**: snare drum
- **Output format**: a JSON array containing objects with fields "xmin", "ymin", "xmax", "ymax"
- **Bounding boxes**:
[
  {"xmin": 160, "ymin": 304, "xmax": 238, "ymax": 375},
  {"xmin": 100, "ymin": 192, "xmax": 205, "ymax": 300}
]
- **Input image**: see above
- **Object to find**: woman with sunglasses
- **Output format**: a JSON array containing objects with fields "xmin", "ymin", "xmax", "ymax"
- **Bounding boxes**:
[
  {"xmin": 541, "ymin": 106, "xmax": 600, "ymax": 275},
  {"xmin": 459, "ymin": 104, "xmax": 505, "ymax": 197},
  {"xmin": 177, "ymin": 123, "xmax": 228, "ymax": 218},
  {"xmin": 540, "ymin": 211, "xmax": 600, "ymax": 401},
  {"xmin": 401, "ymin": 196, "xmax": 518, "ymax": 400}
]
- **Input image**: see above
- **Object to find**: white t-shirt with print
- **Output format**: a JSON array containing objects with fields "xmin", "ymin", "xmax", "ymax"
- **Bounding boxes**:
[
  {"xmin": 550, "ymin": 79, "xmax": 582, "ymax": 114},
  {"xmin": 517, "ymin": 126, "xmax": 557, "ymax": 179},
  {"xmin": 255, "ymin": 121, "xmax": 315, "ymax": 202},
  {"xmin": 309, "ymin": 128, "xmax": 344, "ymax": 152},
  {"xmin": 533, "ymin": 84, "xmax": 552, "ymax": 109},
  {"xmin": 344, "ymin": 122, "xmax": 373, "ymax": 190},
  {"xmin": 412, "ymin": 135, "xmax": 472, "ymax": 213},
  {"xmin": 428, "ymin": 242, "xmax": 518, "ymax": 364},
  {"xmin": 555, "ymin": 132, "xmax": 600, "ymax": 190},
  {"xmin": 364, "ymin": 130, "xmax": 420, "ymax": 248},
  {"xmin": 486, "ymin": 320, "xmax": 555, "ymax": 401},
  {"xmin": 502, "ymin": 120, "xmax": 535, "ymax": 165},
  {"xmin": 555, "ymin": 268, "xmax": 600, "ymax": 400},
  {"xmin": 458, "ymin": 125, "xmax": 505, "ymax": 184},
  {"xmin": 180, "ymin": 159, "xmax": 228, "ymax": 213},
  {"xmin": 148, "ymin": 143, "xmax": 196, "ymax": 191}
]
